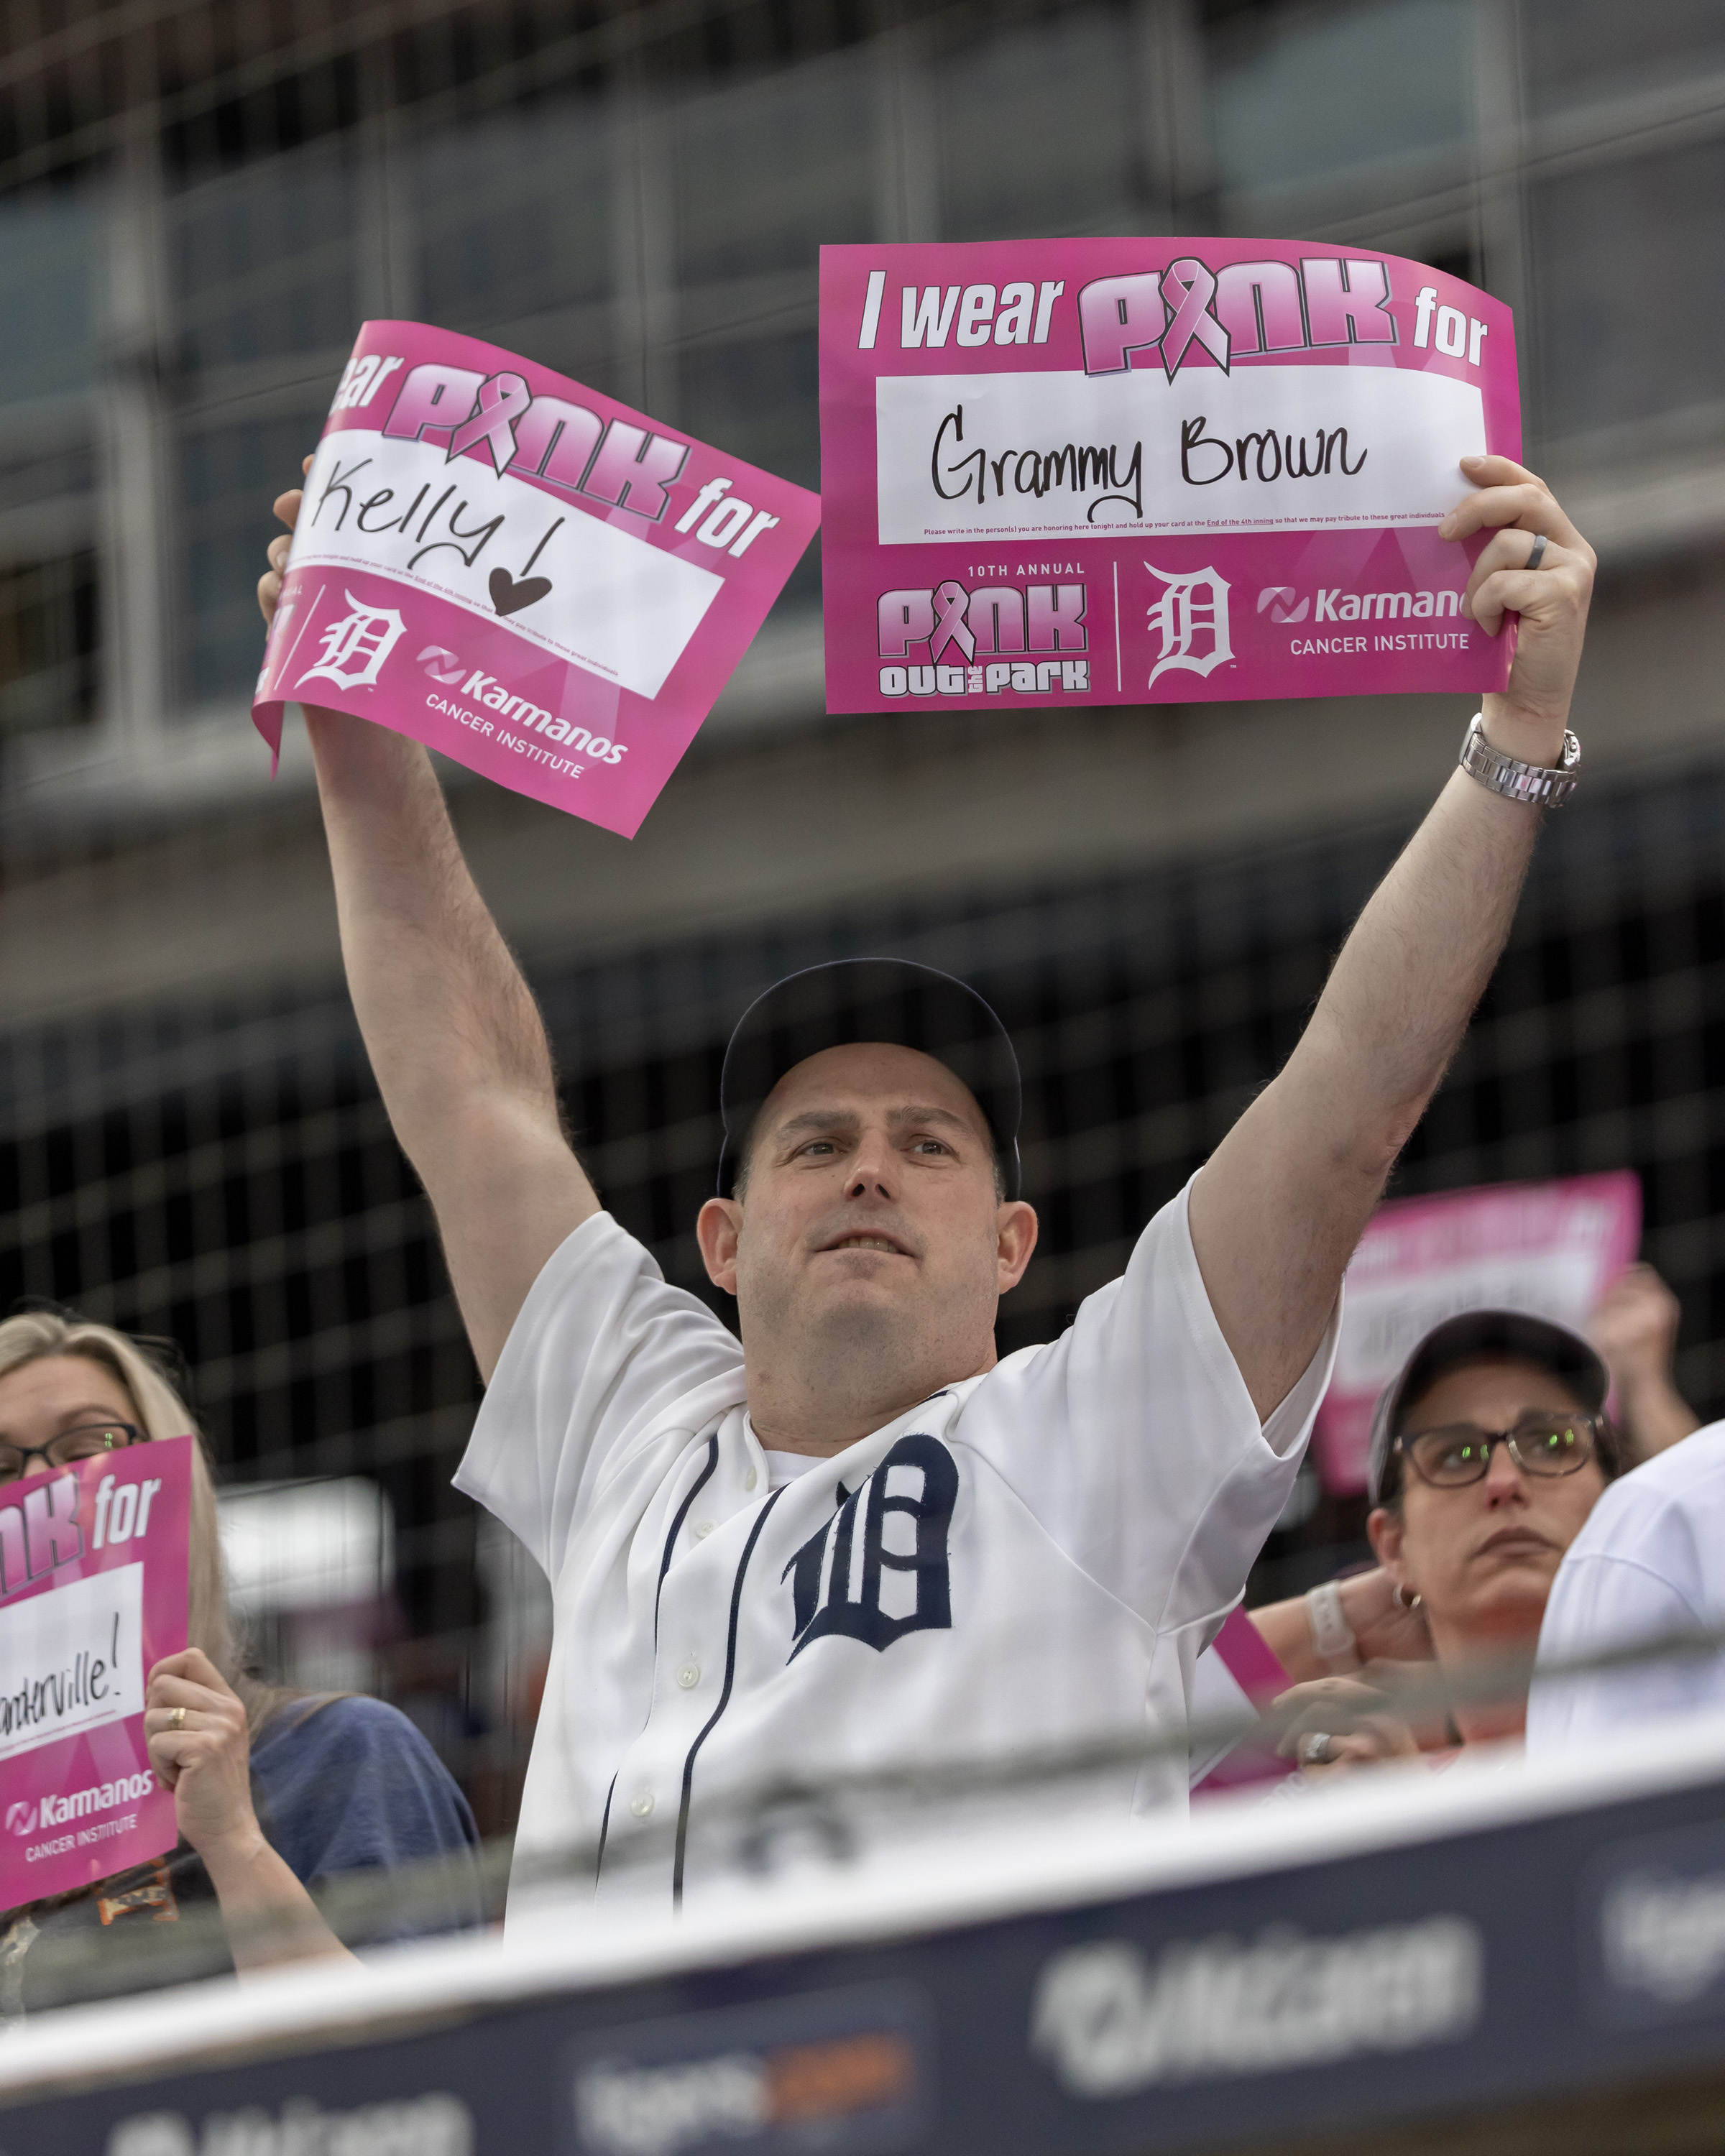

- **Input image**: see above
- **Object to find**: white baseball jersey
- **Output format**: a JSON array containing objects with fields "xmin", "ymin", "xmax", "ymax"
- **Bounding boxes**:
[
  {"xmin": 456, "ymin": 1177, "xmax": 1335, "ymax": 1911},
  {"xmin": 1529, "ymin": 1420, "xmax": 1725, "ymax": 1752}
]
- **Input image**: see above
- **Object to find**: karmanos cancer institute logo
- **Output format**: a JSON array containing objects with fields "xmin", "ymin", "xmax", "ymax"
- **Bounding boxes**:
[
  {"xmin": 6, "ymin": 1800, "xmax": 39, "ymax": 1835},
  {"xmin": 1258, "ymin": 585, "xmax": 1310, "ymax": 625}
]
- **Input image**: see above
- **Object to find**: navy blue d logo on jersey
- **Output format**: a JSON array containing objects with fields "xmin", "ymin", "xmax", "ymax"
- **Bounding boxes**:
[{"xmin": 783, "ymin": 1434, "xmax": 957, "ymax": 1659}]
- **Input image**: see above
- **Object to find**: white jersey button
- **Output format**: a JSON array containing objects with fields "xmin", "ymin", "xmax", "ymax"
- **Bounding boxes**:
[
  {"xmin": 694, "ymin": 1519, "xmax": 716, "ymax": 1539},
  {"xmin": 676, "ymin": 1661, "xmax": 700, "ymax": 1690},
  {"xmin": 628, "ymin": 1790, "xmax": 655, "ymax": 1819},
  {"xmin": 744, "ymin": 1466, "xmax": 758, "ymax": 1492}
]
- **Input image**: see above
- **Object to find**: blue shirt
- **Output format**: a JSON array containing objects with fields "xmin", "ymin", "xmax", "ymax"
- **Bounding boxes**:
[
  {"xmin": 250, "ymin": 1695, "xmax": 485, "ymax": 1942},
  {"xmin": 248, "ymin": 1699, "xmax": 485, "ymax": 1940},
  {"xmin": 2, "ymin": 1694, "xmax": 485, "ymax": 2018}
]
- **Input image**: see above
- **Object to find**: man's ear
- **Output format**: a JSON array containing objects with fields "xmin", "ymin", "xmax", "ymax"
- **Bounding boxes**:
[
  {"xmin": 1367, "ymin": 1505, "xmax": 1405, "ymax": 1583},
  {"xmin": 696, "ymin": 1197, "xmax": 743, "ymax": 1296},
  {"xmin": 995, "ymin": 1201, "xmax": 1039, "ymax": 1294}
]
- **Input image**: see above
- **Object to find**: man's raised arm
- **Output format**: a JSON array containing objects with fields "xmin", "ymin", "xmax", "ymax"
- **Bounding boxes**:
[
  {"xmin": 1190, "ymin": 454, "xmax": 1597, "ymax": 1419},
  {"xmin": 261, "ymin": 476, "xmax": 598, "ymax": 1381}
]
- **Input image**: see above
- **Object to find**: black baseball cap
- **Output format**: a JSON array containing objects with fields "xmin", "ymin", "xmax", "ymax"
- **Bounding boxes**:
[
  {"xmin": 1366, "ymin": 1308, "xmax": 1609, "ymax": 1506},
  {"xmin": 717, "ymin": 957, "xmax": 1022, "ymax": 1199}
]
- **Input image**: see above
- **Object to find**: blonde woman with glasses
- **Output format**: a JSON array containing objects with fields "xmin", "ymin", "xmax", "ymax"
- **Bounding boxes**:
[{"xmin": 0, "ymin": 1307, "xmax": 483, "ymax": 2024}]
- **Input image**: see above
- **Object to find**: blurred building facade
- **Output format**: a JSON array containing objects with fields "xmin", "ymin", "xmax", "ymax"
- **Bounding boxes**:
[{"xmin": 0, "ymin": 0, "xmax": 1722, "ymax": 1819}]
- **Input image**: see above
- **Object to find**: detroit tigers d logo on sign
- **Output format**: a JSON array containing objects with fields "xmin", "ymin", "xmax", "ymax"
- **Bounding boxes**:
[{"xmin": 783, "ymin": 1435, "xmax": 958, "ymax": 1660}]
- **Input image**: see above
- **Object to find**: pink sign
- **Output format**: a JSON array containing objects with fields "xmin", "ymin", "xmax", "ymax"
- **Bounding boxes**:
[
  {"xmin": 819, "ymin": 240, "xmax": 1520, "ymax": 716},
  {"xmin": 1315, "ymin": 1172, "xmax": 1643, "ymax": 1496},
  {"xmin": 254, "ymin": 322, "xmax": 820, "ymax": 839},
  {"xmin": 1190, "ymin": 1607, "xmax": 1292, "ymax": 1797},
  {"xmin": 0, "ymin": 1437, "xmax": 190, "ymax": 1909}
]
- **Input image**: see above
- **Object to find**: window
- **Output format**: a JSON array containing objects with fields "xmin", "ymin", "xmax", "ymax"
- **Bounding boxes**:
[
  {"xmin": 936, "ymin": 11, "xmax": 1138, "ymax": 239},
  {"xmin": 1522, "ymin": 0, "xmax": 1725, "ymax": 116},
  {"xmin": 0, "ymin": 551, "xmax": 97, "ymax": 740},
  {"xmin": 1528, "ymin": 138, "xmax": 1725, "ymax": 446},
  {"xmin": 1208, "ymin": 0, "xmax": 1472, "ymax": 195}
]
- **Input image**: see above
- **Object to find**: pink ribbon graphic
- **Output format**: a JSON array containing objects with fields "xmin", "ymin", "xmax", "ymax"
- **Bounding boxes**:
[
  {"xmin": 929, "ymin": 581, "xmax": 976, "ymax": 663},
  {"xmin": 448, "ymin": 370, "xmax": 532, "ymax": 473},
  {"xmin": 1157, "ymin": 259, "xmax": 1231, "ymax": 381}
]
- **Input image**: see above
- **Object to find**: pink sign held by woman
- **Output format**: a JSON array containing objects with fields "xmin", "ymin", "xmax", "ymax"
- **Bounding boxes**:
[
  {"xmin": 0, "ymin": 1435, "xmax": 190, "ymax": 1908},
  {"xmin": 1315, "ymin": 1172, "xmax": 1643, "ymax": 1495},
  {"xmin": 254, "ymin": 322, "xmax": 821, "ymax": 839},
  {"xmin": 819, "ymin": 239, "xmax": 1520, "ymax": 715}
]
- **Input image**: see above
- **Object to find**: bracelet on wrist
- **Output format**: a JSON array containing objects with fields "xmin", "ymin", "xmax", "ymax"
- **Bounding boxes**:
[
  {"xmin": 1458, "ymin": 712, "xmax": 1580, "ymax": 808},
  {"xmin": 1305, "ymin": 1580, "xmax": 1361, "ymax": 1674}
]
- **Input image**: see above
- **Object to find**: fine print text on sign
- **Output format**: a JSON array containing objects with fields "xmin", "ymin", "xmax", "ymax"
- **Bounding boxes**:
[
  {"xmin": 0, "ymin": 1435, "xmax": 190, "ymax": 1908},
  {"xmin": 254, "ymin": 323, "xmax": 821, "ymax": 839},
  {"xmin": 1312, "ymin": 1171, "xmax": 1642, "ymax": 1495},
  {"xmin": 819, "ymin": 239, "xmax": 1521, "ymax": 715}
]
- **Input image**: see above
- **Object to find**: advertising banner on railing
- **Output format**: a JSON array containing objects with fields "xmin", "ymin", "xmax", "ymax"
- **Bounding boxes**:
[
  {"xmin": 1314, "ymin": 1173, "xmax": 1642, "ymax": 1494},
  {"xmin": 0, "ymin": 1435, "xmax": 190, "ymax": 1909},
  {"xmin": 20, "ymin": 1713, "xmax": 1725, "ymax": 2156},
  {"xmin": 254, "ymin": 322, "xmax": 821, "ymax": 839},
  {"xmin": 819, "ymin": 239, "xmax": 1519, "ymax": 716}
]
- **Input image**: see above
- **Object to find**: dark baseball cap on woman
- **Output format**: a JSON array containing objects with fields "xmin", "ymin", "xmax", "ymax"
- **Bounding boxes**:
[
  {"xmin": 717, "ymin": 957, "xmax": 1022, "ymax": 1199},
  {"xmin": 1365, "ymin": 1308, "xmax": 1609, "ymax": 1507}
]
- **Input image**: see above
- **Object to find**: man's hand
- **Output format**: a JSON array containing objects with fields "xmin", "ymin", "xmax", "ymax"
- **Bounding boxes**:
[
  {"xmin": 256, "ymin": 453, "xmax": 311, "ymax": 630},
  {"xmin": 1589, "ymin": 1263, "xmax": 1701, "ymax": 1462},
  {"xmin": 264, "ymin": 466, "xmax": 599, "ymax": 1380},
  {"xmin": 1191, "ymin": 458, "xmax": 1596, "ymax": 1419},
  {"xmin": 1447, "ymin": 452, "xmax": 1596, "ymax": 766}
]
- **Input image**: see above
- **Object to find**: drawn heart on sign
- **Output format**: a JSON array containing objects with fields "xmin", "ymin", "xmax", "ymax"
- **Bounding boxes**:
[{"xmin": 489, "ymin": 568, "xmax": 553, "ymax": 617}]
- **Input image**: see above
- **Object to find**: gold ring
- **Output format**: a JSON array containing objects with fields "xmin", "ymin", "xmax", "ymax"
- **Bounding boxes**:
[{"xmin": 170, "ymin": 1705, "xmax": 186, "ymax": 1731}]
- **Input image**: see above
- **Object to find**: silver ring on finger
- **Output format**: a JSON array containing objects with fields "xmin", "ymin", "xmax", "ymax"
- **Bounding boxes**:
[
  {"xmin": 1300, "ymin": 1731, "xmax": 1333, "ymax": 1766},
  {"xmin": 1524, "ymin": 531, "xmax": 1548, "ymax": 571}
]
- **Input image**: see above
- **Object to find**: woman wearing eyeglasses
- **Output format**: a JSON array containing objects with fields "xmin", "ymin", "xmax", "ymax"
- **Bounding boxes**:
[
  {"xmin": 0, "ymin": 1307, "xmax": 484, "ymax": 2023},
  {"xmin": 1260, "ymin": 1311, "xmax": 1627, "ymax": 1778}
]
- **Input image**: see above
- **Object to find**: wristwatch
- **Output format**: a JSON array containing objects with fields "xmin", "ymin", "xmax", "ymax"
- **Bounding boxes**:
[{"xmin": 1459, "ymin": 712, "xmax": 1581, "ymax": 808}]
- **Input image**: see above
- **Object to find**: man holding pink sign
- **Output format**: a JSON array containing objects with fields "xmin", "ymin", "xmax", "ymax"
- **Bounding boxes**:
[
  {"xmin": 260, "ymin": 261, "xmax": 1597, "ymax": 1903},
  {"xmin": 259, "ymin": 223, "xmax": 1604, "ymax": 1906}
]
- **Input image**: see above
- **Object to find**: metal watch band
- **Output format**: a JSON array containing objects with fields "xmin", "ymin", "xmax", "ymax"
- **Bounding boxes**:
[
  {"xmin": 1305, "ymin": 1580, "xmax": 1359, "ymax": 1673},
  {"xmin": 1458, "ymin": 712, "xmax": 1581, "ymax": 808}
]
